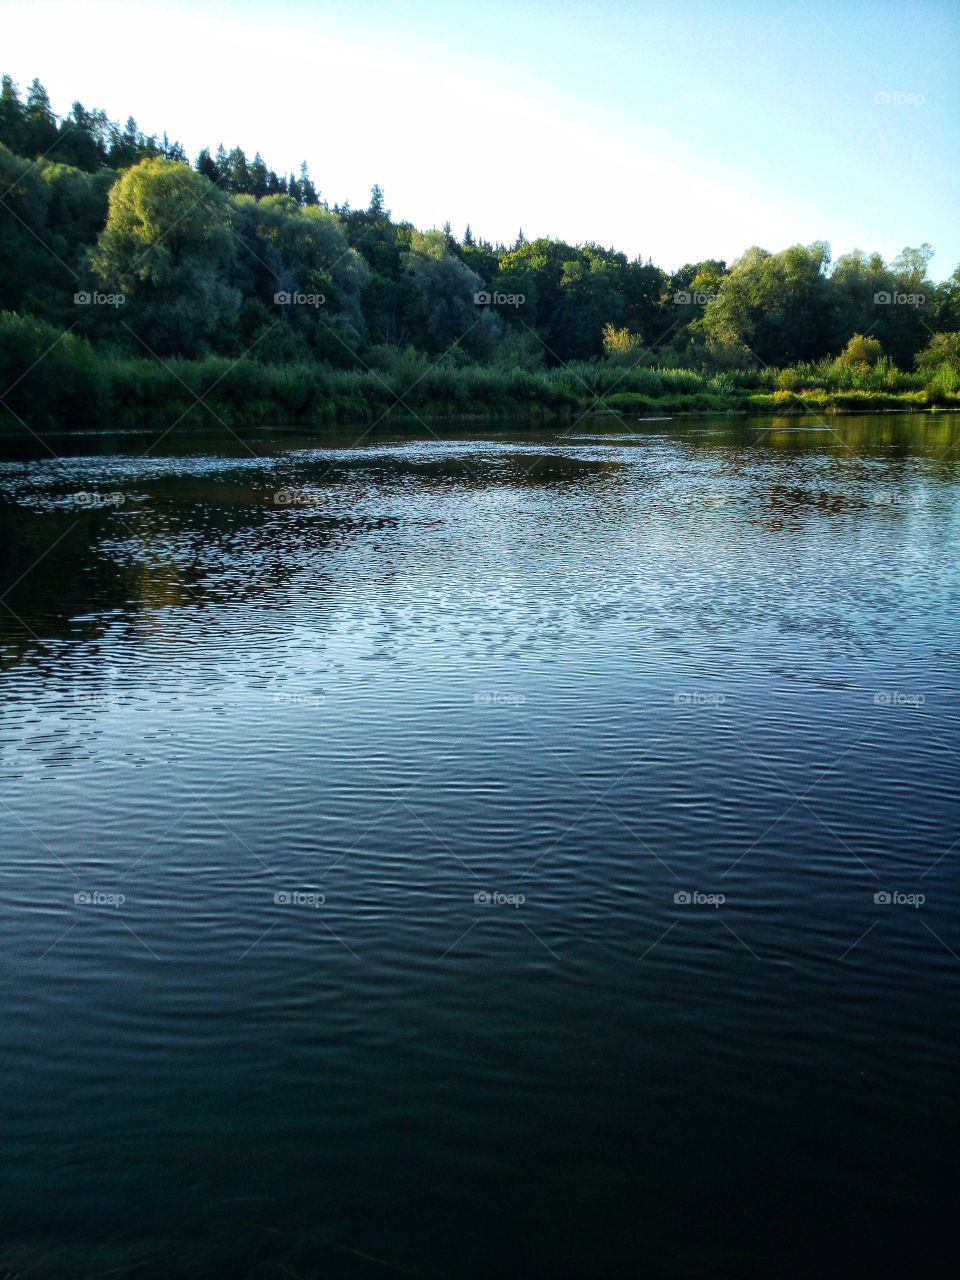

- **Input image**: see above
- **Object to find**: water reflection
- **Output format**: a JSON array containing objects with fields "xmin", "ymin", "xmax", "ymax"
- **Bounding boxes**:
[
  {"xmin": 1, "ymin": 415, "xmax": 956, "ymax": 662},
  {"xmin": 1, "ymin": 413, "xmax": 959, "ymax": 1277}
]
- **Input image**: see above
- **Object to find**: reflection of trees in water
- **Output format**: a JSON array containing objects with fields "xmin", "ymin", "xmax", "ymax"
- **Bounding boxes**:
[
  {"xmin": 746, "ymin": 484, "xmax": 872, "ymax": 532},
  {"xmin": 0, "ymin": 481, "xmax": 337, "ymax": 667},
  {"xmin": 1, "ymin": 417, "xmax": 957, "ymax": 671},
  {"xmin": 2, "ymin": 451, "xmax": 629, "ymax": 649}
]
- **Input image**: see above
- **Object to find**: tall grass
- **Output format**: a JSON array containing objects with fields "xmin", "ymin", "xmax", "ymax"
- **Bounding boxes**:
[{"xmin": 1, "ymin": 311, "xmax": 956, "ymax": 430}]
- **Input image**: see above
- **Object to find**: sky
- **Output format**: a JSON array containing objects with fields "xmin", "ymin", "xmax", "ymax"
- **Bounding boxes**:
[{"xmin": 3, "ymin": 0, "xmax": 958, "ymax": 276}]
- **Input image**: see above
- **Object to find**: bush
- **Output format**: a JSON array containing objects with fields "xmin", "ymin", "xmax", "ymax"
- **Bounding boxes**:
[{"xmin": 0, "ymin": 310, "xmax": 953, "ymax": 430}]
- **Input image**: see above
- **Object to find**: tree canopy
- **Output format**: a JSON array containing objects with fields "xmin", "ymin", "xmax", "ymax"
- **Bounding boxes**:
[{"xmin": 0, "ymin": 73, "xmax": 958, "ymax": 379}]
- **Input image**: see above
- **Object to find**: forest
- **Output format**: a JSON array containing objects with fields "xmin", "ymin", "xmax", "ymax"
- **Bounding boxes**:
[{"xmin": 2, "ymin": 74, "xmax": 959, "ymax": 427}]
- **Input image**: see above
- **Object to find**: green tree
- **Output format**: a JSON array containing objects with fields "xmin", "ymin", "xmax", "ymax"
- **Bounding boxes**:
[
  {"xmin": 931, "ymin": 265, "xmax": 960, "ymax": 333},
  {"xmin": 915, "ymin": 331, "xmax": 960, "ymax": 373},
  {"xmin": 401, "ymin": 229, "xmax": 484, "ymax": 353},
  {"xmin": 549, "ymin": 248, "xmax": 629, "ymax": 360},
  {"xmin": 24, "ymin": 78, "xmax": 59, "ymax": 155},
  {"xmin": 836, "ymin": 333, "xmax": 884, "ymax": 370},
  {"xmin": 90, "ymin": 158, "xmax": 239, "ymax": 354},
  {"xmin": 0, "ymin": 76, "xmax": 26, "ymax": 154},
  {"xmin": 196, "ymin": 148, "xmax": 219, "ymax": 184},
  {"xmin": 248, "ymin": 152, "xmax": 268, "ymax": 198},
  {"xmin": 58, "ymin": 102, "xmax": 110, "ymax": 171},
  {"xmin": 298, "ymin": 161, "xmax": 319, "ymax": 206},
  {"xmin": 224, "ymin": 147, "xmax": 249, "ymax": 193},
  {"xmin": 703, "ymin": 242, "xmax": 832, "ymax": 364},
  {"xmin": 231, "ymin": 193, "xmax": 368, "ymax": 360},
  {"xmin": 0, "ymin": 142, "xmax": 54, "ymax": 311},
  {"xmin": 830, "ymin": 249, "xmax": 892, "ymax": 345},
  {"xmin": 602, "ymin": 322, "xmax": 644, "ymax": 363}
]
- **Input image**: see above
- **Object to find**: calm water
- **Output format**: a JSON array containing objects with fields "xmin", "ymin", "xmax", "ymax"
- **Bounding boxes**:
[{"xmin": 1, "ymin": 413, "xmax": 958, "ymax": 1278}]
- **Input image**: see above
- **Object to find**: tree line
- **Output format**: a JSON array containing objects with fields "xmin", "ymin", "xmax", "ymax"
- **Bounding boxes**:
[{"xmin": 1, "ymin": 73, "xmax": 958, "ymax": 390}]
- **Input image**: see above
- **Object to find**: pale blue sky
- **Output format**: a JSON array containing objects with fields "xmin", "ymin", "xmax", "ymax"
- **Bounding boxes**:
[{"xmin": 3, "ymin": 0, "xmax": 958, "ymax": 275}]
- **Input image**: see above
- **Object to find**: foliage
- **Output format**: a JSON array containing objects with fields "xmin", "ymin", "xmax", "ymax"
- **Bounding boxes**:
[
  {"xmin": 89, "ymin": 158, "xmax": 239, "ymax": 354},
  {"xmin": 0, "ymin": 72, "xmax": 958, "ymax": 423},
  {"xmin": 915, "ymin": 332, "xmax": 960, "ymax": 374},
  {"xmin": 836, "ymin": 333, "xmax": 884, "ymax": 370},
  {"xmin": 602, "ymin": 323, "xmax": 644, "ymax": 363}
]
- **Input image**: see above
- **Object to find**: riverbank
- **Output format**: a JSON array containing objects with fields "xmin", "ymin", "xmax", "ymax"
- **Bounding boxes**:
[{"xmin": 2, "ymin": 314, "xmax": 959, "ymax": 430}]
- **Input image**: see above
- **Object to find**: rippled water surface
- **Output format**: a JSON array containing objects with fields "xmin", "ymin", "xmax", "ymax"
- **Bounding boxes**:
[{"xmin": 1, "ymin": 415, "xmax": 959, "ymax": 1278}]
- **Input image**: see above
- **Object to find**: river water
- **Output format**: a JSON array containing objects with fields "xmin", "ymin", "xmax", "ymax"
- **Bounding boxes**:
[{"xmin": 1, "ymin": 414, "xmax": 958, "ymax": 1277}]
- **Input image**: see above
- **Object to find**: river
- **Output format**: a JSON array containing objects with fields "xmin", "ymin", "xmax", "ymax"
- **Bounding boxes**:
[{"xmin": 1, "ymin": 413, "xmax": 958, "ymax": 1277}]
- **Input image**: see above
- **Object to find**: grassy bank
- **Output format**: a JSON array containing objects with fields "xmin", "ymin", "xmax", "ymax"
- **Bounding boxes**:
[{"xmin": 2, "ymin": 313, "xmax": 959, "ymax": 430}]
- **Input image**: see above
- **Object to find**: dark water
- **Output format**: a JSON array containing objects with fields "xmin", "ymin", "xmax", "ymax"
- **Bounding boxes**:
[{"xmin": 1, "ymin": 414, "xmax": 958, "ymax": 1278}]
